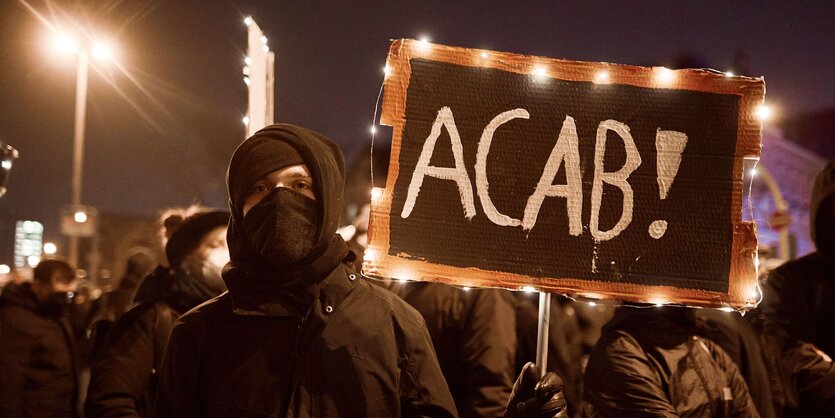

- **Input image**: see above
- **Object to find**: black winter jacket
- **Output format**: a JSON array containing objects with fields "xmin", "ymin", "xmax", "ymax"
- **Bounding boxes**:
[
  {"xmin": 0, "ymin": 282, "xmax": 78, "ymax": 418},
  {"xmin": 153, "ymin": 263, "xmax": 457, "ymax": 418},
  {"xmin": 86, "ymin": 267, "xmax": 218, "ymax": 418},
  {"xmin": 761, "ymin": 252, "xmax": 835, "ymax": 417},
  {"xmin": 584, "ymin": 308, "xmax": 759, "ymax": 418},
  {"xmin": 390, "ymin": 282, "xmax": 516, "ymax": 418}
]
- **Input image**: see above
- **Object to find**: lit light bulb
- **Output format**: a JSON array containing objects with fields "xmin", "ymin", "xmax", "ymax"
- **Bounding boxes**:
[
  {"xmin": 27, "ymin": 256, "xmax": 41, "ymax": 267},
  {"xmin": 260, "ymin": 36, "xmax": 268, "ymax": 45},
  {"xmin": 720, "ymin": 307, "xmax": 735, "ymax": 312},
  {"xmin": 756, "ymin": 104, "xmax": 771, "ymax": 121},
  {"xmin": 244, "ymin": 17, "xmax": 253, "ymax": 26},
  {"xmin": 364, "ymin": 248, "xmax": 379, "ymax": 262},
  {"xmin": 462, "ymin": 286, "xmax": 471, "ymax": 291},
  {"xmin": 74, "ymin": 211, "xmax": 88, "ymax": 223},
  {"xmin": 480, "ymin": 52, "xmax": 489, "ymax": 59},
  {"xmin": 595, "ymin": 70, "xmax": 610, "ymax": 84},
  {"xmin": 371, "ymin": 187, "xmax": 384, "ymax": 203},
  {"xmin": 750, "ymin": 168, "xmax": 758, "ymax": 177},
  {"xmin": 244, "ymin": 56, "xmax": 252, "ymax": 65},
  {"xmin": 243, "ymin": 76, "xmax": 251, "ymax": 86},
  {"xmin": 531, "ymin": 65, "xmax": 547, "ymax": 80},
  {"xmin": 521, "ymin": 286, "xmax": 536, "ymax": 293},
  {"xmin": 370, "ymin": 125, "xmax": 377, "ymax": 135},
  {"xmin": 0, "ymin": 264, "xmax": 9, "ymax": 274},
  {"xmin": 383, "ymin": 66, "xmax": 392, "ymax": 77},
  {"xmin": 417, "ymin": 37, "xmax": 431, "ymax": 51},
  {"xmin": 242, "ymin": 116, "xmax": 250, "ymax": 126},
  {"xmin": 1, "ymin": 160, "xmax": 11, "ymax": 169},
  {"xmin": 655, "ymin": 67, "xmax": 675, "ymax": 85},
  {"xmin": 725, "ymin": 71, "xmax": 734, "ymax": 77},
  {"xmin": 588, "ymin": 301, "xmax": 597, "ymax": 307},
  {"xmin": 262, "ymin": 45, "xmax": 269, "ymax": 53}
]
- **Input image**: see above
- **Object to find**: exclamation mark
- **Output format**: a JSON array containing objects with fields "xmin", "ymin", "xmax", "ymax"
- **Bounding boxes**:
[{"xmin": 650, "ymin": 129, "xmax": 688, "ymax": 239}]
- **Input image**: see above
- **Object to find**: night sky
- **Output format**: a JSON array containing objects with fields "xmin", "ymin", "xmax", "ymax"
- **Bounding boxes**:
[{"xmin": 1, "ymin": 0, "xmax": 834, "ymax": 263}]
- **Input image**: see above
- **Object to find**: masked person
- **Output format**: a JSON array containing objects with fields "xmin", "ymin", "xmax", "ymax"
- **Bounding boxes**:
[
  {"xmin": 0, "ymin": 258, "xmax": 78, "ymax": 418},
  {"xmin": 153, "ymin": 124, "xmax": 456, "ymax": 418},
  {"xmin": 761, "ymin": 159, "xmax": 835, "ymax": 417},
  {"xmin": 86, "ymin": 210, "xmax": 230, "ymax": 418}
]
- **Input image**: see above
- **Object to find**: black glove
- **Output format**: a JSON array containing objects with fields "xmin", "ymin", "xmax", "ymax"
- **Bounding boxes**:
[{"xmin": 505, "ymin": 362, "xmax": 568, "ymax": 418}]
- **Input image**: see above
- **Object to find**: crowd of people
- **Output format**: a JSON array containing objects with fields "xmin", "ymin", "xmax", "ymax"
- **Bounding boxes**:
[{"xmin": 0, "ymin": 123, "xmax": 832, "ymax": 418}]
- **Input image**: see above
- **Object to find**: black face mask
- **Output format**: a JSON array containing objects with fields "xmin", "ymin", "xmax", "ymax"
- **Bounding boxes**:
[
  {"xmin": 41, "ymin": 291, "xmax": 72, "ymax": 317},
  {"xmin": 242, "ymin": 188, "xmax": 319, "ymax": 267}
]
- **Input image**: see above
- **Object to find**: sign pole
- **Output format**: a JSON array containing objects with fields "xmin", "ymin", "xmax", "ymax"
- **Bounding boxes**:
[{"xmin": 535, "ymin": 291, "xmax": 551, "ymax": 377}]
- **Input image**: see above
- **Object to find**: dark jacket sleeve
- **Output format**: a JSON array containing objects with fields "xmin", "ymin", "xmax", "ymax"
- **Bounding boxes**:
[
  {"xmin": 152, "ymin": 315, "xmax": 202, "ymax": 418},
  {"xmin": 458, "ymin": 289, "xmax": 516, "ymax": 418},
  {"xmin": 762, "ymin": 268, "xmax": 835, "ymax": 413},
  {"xmin": 395, "ymin": 309, "xmax": 458, "ymax": 418},
  {"xmin": 0, "ymin": 308, "xmax": 35, "ymax": 418},
  {"xmin": 583, "ymin": 332, "xmax": 680, "ymax": 418},
  {"xmin": 86, "ymin": 303, "xmax": 170, "ymax": 418}
]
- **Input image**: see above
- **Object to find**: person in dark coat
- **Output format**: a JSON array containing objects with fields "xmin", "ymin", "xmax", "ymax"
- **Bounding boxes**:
[
  {"xmin": 86, "ymin": 210, "xmax": 230, "ymax": 418},
  {"xmin": 0, "ymin": 258, "xmax": 79, "ymax": 418},
  {"xmin": 583, "ymin": 306, "xmax": 759, "ymax": 418},
  {"xmin": 153, "ymin": 124, "xmax": 457, "ymax": 418},
  {"xmin": 88, "ymin": 250, "xmax": 155, "ymax": 355},
  {"xmin": 389, "ymin": 281, "xmax": 517, "ymax": 417},
  {"xmin": 760, "ymin": 158, "xmax": 835, "ymax": 417},
  {"xmin": 695, "ymin": 309, "xmax": 779, "ymax": 418}
]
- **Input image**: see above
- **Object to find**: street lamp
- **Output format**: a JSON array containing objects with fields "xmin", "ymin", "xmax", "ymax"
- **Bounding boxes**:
[{"xmin": 51, "ymin": 32, "xmax": 117, "ymax": 266}]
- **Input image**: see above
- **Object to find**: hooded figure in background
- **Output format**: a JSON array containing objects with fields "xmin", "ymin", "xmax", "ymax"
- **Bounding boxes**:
[
  {"xmin": 86, "ymin": 210, "xmax": 230, "ymax": 418},
  {"xmin": 583, "ymin": 306, "xmax": 759, "ymax": 418},
  {"xmin": 761, "ymin": 158, "xmax": 835, "ymax": 417},
  {"xmin": 153, "ymin": 124, "xmax": 456, "ymax": 418}
]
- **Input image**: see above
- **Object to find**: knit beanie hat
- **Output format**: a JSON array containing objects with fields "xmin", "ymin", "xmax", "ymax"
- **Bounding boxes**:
[{"xmin": 165, "ymin": 211, "xmax": 230, "ymax": 268}]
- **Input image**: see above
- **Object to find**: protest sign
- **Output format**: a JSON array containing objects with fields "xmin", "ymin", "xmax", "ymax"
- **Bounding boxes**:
[{"xmin": 364, "ymin": 39, "xmax": 764, "ymax": 309}]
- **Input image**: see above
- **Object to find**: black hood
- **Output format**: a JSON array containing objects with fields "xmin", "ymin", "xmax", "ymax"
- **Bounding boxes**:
[
  {"xmin": 226, "ymin": 124, "xmax": 345, "ymax": 268},
  {"xmin": 0, "ymin": 282, "xmax": 38, "ymax": 312},
  {"xmin": 810, "ymin": 159, "xmax": 835, "ymax": 256},
  {"xmin": 603, "ymin": 306, "xmax": 698, "ymax": 349}
]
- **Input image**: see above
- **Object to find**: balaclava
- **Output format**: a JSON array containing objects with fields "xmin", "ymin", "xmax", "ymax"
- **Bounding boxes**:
[
  {"xmin": 810, "ymin": 159, "xmax": 835, "ymax": 259},
  {"xmin": 224, "ymin": 124, "xmax": 348, "ymax": 300}
]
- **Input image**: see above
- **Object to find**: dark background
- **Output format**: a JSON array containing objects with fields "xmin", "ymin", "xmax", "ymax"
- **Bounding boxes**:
[
  {"xmin": 390, "ymin": 59, "xmax": 739, "ymax": 292},
  {"xmin": 0, "ymin": 0, "xmax": 833, "ymax": 264}
]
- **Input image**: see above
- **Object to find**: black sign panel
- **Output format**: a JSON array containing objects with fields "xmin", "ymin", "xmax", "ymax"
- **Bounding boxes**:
[
  {"xmin": 366, "ymin": 39, "xmax": 763, "ymax": 308},
  {"xmin": 388, "ymin": 59, "xmax": 738, "ymax": 292}
]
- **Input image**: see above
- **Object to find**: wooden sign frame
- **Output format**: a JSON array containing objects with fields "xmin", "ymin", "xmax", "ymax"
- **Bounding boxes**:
[{"xmin": 364, "ymin": 38, "xmax": 764, "ymax": 310}]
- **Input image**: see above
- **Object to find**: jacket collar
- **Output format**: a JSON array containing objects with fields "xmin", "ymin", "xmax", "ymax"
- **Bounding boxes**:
[{"xmin": 230, "ymin": 263, "xmax": 358, "ymax": 318}]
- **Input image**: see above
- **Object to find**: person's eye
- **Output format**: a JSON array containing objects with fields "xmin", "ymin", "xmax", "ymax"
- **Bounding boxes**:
[
  {"xmin": 252, "ymin": 183, "xmax": 270, "ymax": 193},
  {"xmin": 292, "ymin": 181, "xmax": 311, "ymax": 191}
]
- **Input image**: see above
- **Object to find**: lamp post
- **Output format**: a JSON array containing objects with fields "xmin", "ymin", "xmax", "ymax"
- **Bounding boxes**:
[
  {"xmin": 68, "ymin": 50, "xmax": 88, "ymax": 267},
  {"xmin": 52, "ymin": 33, "xmax": 114, "ymax": 267}
]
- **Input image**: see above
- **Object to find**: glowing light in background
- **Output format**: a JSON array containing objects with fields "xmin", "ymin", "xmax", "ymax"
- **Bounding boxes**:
[
  {"xmin": 43, "ymin": 242, "xmax": 57, "ymax": 255},
  {"xmin": 91, "ymin": 43, "xmax": 112, "ymax": 60},
  {"xmin": 74, "ymin": 211, "xmax": 87, "ymax": 223}
]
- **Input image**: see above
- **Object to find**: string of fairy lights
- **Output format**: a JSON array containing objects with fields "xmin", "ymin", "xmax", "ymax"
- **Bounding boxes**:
[{"xmin": 363, "ymin": 36, "xmax": 768, "ymax": 311}]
